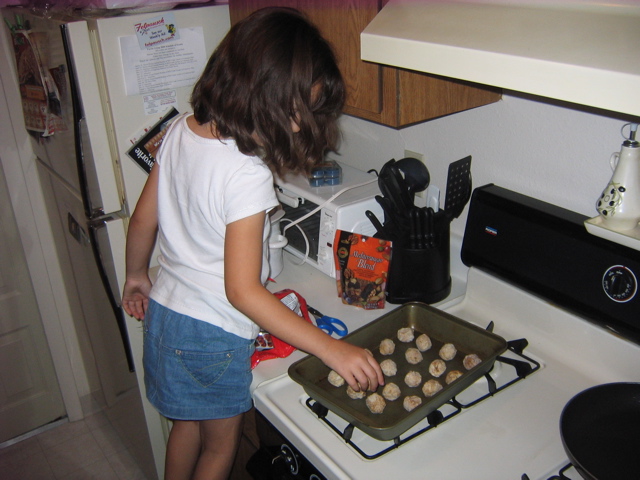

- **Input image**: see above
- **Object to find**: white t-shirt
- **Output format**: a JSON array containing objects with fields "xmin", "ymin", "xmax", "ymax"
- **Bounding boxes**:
[{"xmin": 150, "ymin": 114, "xmax": 279, "ymax": 340}]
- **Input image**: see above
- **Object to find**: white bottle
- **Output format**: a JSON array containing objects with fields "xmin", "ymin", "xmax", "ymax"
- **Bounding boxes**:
[{"xmin": 596, "ymin": 123, "xmax": 640, "ymax": 231}]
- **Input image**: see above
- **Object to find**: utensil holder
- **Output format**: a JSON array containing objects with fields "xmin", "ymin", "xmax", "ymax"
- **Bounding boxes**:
[{"xmin": 386, "ymin": 220, "xmax": 451, "ymax": 304}]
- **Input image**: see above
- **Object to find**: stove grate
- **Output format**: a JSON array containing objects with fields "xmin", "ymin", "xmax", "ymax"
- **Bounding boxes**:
[
  {"xmin": 305, "ymin": 338, "xmax": 541, "ymax": 460},
  {"xmin": 522, "ymin": 463, "xmax": 577, "ymax": 480}
]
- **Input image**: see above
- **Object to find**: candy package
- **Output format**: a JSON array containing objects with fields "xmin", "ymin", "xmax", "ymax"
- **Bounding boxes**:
[{"xmin": 333, "ymin": 231, "xmax": 392, "ymax": 310}]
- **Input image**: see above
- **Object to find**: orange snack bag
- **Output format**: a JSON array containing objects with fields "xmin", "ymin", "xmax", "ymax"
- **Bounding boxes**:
[{"xmin": 334, "ymin": 230, "xmax": 392, "ymax": 309}]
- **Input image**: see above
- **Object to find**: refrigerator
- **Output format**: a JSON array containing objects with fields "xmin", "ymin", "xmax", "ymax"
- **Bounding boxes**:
[{"xmin": 2, "ymin": 4, "xmax": 230, "ymax": 478}]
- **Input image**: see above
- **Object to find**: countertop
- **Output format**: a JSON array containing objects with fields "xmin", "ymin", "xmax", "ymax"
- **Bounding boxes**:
[{"xmin": 253, "ymin": 234, "xmax": 468, "ymax": 392}]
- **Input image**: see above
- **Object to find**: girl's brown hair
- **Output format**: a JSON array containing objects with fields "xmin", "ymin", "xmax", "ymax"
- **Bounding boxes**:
[{"xmin": 190, "ymin": 7, "xmax": 346, "ymax": 177}]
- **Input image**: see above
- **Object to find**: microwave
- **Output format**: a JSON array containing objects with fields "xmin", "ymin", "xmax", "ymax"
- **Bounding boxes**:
[{"xmin": 274, "ymin": 162, "xmax": 383, "ymax": 278}]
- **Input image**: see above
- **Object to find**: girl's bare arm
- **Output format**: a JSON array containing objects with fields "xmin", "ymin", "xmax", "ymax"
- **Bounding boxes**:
[{"xmin": 224, "ymin": 211, "xmax": 384, "ymax": 391}]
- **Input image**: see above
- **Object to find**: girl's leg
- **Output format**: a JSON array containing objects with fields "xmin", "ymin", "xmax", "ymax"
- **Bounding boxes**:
[
  {"xmin": 164, "ymin": 420, "xmax": 202, "ymax": 480},
  {"xmin": 192, "ymin": 413, "xmax": 245, "ymax": 480}
]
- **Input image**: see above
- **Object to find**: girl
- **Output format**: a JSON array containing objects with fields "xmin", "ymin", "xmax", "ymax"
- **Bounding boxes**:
[{"xmin": 122, "ymin": 8, "xmax": 384, "ymax": 480}]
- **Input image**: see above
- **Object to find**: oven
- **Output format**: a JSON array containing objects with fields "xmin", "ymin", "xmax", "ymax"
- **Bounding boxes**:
[{"xmin": 251, "ymin": 184, "xmax": 640, "ymax": 480}]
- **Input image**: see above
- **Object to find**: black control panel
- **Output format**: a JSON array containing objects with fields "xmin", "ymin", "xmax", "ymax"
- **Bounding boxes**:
[{"xmin": 462, "ymin": 184, "xmax": 640, "ymax": 344}]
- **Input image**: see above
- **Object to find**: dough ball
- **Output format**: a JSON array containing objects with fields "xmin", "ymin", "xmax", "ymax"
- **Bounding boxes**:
[
  {"xmin": 429, "ymin": 359, "xmax": 447, "ymax": 378},
  {"xmin": 346, "ymin": 385, "xmax": 366, "ymax": 400},
  {"xmin": 379, "ymin": 338, "xmax": 396, "ymax": 355},
  {"xmin": 382, "ymin": 382, "xmax": 401, "ymax": 401},
  {"xmin": 403, "ymin": 395, "xmax": 422, "ymax": 412},
  {"xmin": 439, "ymin": 343, "xmax": 457, "ymax": 361},
  {"xmin": 397, "ymin": 327, "xmax": 414, "ymax": 343},
  {"xmin": 416, "ymin": 333, "xmax": 432, "ymax": 352},
  {"xmin": 328, "ymin": 370, "xmax": 345, "ymax": 387},
  {"xmin": 404, "ymin": 370, "xmax": 422, "ymax": 387},
  {"xmin": 446, "ymin": 370, "xmax": 463, "ymax": 384},
  {"xmin": 463, "ymin": 353, "xmax": 482, "ymax": 370},
  {"xmin": 366, "ymin": 393, "xmax": 386, "ymax": 414},
  {"xmin": 405, "ymin": 347, "xmax": 424, "ymax": 365},
  {"xmin": 380, "ymin": 359, "xmax": 398, "ymax": 377},
  {"xmin": 422, "ymin": 379, "xmax": 443, "ymax": 397}
]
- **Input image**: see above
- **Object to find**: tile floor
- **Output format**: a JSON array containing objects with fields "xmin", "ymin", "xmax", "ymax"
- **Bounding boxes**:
[{"xmin": 0, "ymin": 412, "xmax": 150, "ymax": 480}]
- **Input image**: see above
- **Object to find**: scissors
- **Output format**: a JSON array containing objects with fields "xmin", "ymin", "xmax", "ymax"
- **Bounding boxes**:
[{"xmin": 307, "ymin": 306, "xmax": 348, "ymax": 338}]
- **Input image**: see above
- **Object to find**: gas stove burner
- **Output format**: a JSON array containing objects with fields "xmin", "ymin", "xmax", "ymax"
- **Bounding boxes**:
[{"xmin": 304, "ymin": 338, "xmax": 541, "ymax": 459}]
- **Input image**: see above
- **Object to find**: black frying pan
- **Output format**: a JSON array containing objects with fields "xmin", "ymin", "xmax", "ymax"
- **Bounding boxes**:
[{"xmin": 560, "ymin": 382, "xmax": 640, "ymax": 480}]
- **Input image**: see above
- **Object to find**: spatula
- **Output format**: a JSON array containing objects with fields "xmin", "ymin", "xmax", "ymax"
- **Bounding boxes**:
[{"xmin": 444, "ymin": 155, "xmax": 472, "ymax": 220}]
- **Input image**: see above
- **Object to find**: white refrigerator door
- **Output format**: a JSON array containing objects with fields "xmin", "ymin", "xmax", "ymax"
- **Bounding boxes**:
[
  {"xmin": 12, "ymin": 12, "xmax": 123, "ymax": 217},
  {"xmin": 90, "ymin": 4, "xmax": 230, "ymax": 225}
]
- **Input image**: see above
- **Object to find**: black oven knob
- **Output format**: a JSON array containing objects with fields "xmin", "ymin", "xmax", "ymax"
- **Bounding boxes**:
[
  {"xmin": 602, "ymin": 265, "xmax": 637, "ymax": 303},
  {"xmin": 278, "ymin": 443, "xmax": 299, "ymax": 475}
]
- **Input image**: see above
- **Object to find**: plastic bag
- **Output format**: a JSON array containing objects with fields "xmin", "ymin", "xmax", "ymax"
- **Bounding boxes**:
[
  {"xmin": 250, "ymin": 289, "xmax": 312, "ymax": 369},
  {"xmin": 334, "ymin": 231, "xmax": 391, "ymax": 309}
]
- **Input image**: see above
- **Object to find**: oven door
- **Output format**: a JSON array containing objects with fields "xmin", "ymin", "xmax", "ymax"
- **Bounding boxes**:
[{"xmin": 247, "ymin": 412, "xmax": 327, "ymax": 480}]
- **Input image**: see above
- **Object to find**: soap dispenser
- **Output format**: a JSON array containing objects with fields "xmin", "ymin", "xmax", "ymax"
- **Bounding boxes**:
[{"xmin": 596, "ymin": 123, "xmax": 640, "ymax": 231}]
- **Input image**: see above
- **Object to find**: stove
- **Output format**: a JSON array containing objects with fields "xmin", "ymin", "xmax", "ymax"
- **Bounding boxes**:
[{"xmin": 250, "ymin": 185, "xmax": 640, "ymax": 480}]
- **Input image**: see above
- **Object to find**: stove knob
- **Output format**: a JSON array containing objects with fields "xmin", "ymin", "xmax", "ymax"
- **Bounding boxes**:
[
  {"xmin": 279, "ymin": 444, "xmax": 299, "ymax": 475},
  {"xmin": 602, "ymin": 265, "xmax": 637, "ymax": 302}
]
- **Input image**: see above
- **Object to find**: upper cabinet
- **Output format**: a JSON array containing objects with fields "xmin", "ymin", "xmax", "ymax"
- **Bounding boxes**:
[
  {"xmin": 362, "ymin": 2, "xmax": 640, "ymax": 118},
  {"xmin": 229, "ymin": 0, "xmax": 502, "ymax": 128}
]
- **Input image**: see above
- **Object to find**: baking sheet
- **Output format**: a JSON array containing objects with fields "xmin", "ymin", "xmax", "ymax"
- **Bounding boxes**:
[{"xmin": 288, "ymin": 302, "xmax": 508, "ymax": 441}]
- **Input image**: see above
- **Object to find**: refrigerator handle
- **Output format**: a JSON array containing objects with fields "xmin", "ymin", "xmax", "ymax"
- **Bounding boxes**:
[{"xmin": 88, "ymin": 216, "xmax": 135, "ymax": 372}]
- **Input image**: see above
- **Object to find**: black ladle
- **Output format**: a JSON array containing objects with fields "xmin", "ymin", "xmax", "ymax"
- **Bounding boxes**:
[{"xmin": 396, "ymin": 157, "xmax": 430, "ymax": 195}]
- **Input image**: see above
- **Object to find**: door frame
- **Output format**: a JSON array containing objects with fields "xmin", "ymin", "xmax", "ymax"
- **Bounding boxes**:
[{"xmin": 0, "ymin": 27, "xmax": 84, "ymax": 423}]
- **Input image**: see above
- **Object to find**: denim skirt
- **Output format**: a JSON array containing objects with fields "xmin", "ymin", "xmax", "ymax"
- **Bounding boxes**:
[{"xmin": 143, "ymin": 299, "xmax": 254, "ymax": 420}]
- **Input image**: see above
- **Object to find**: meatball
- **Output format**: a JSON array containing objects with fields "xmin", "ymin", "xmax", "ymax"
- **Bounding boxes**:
[
  {"xmin": 422, "ymin": 379, "xmax": 443, "ymax": 397},
  {"xmin": 366, "ymin": 393, "xmax": 386, "ymax": 414},
  {"xmin": 327, "ymin": 370, "xmax": 345, "ymax": 387},
  {"xmin": 382, "ymin": 383, "xmax": 401, "ymax": 401},
  {"xmin": 446, "ymin": 370, "xmax": 463, "ymax": 384},
  {"xmin": 404, "ymin": 370, "xmax": 422, "ymax": 387},
  {"xmin": 439, "ymin": 343, "xmax": 457, "ymax": 361},
  {"xmin": 380, "ymin": 359, "xmax": 398, "ymax": 377},
  {"xmin": 397, "ymin": 327, "xmax": 414, "ymax": 343},
  {"xmin": 379, "ymin": 338, "xmax": 396, "ymax": 355},
  {"xmin": 346, "ymin": 385, "xmax": 366, "ymax": 400},
  {"xmin": 403, "ymin": 395, "xmax": 422, "ymax": 412},
  {"xmin": 415, "ymin": 333, "xmax": 432, "ymax": 352},
  {"xmin": 405, "ymin": 347, "xmax": 424, "ymax": 365},
  {"xmin": 463, "ymin": 353, "xmax": 482, "ymax": 370},
  {"xmin": 429, "ymin": 359, "xmax": 447, "ymax": 378}
]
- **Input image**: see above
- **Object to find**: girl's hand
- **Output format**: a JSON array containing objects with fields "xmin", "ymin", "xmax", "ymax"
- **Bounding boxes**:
[
  {"xmin": 122, "ymin": 276, "xmax": 152, "ymax": 320},
  {"xmin": 320, "ymin": 340, "xmax": 384, "ymax": 392}
]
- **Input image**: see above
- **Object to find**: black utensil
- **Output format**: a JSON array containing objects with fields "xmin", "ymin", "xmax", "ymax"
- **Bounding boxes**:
[
  {"xmin": 444, "ymin": 155, "xmax": 472, "ymax": 220},
  {"xmin": 365, "ymin": 209, "xmax": 386, "ymax": 239},
  {"xmin": 379, "ymin": 159, "xmax": 414, "ymax": 216},
  {"xmin": 375, "ymin": 195, "xmax": 395, "ymax": 224},
  {"xmin": 396, "ymin": 157, "xmax": 430, "ymax": 197},
  {"xmin": 375, "ymin": 195, "xmax": 405, "ymax": 240},
  {"xmin": 425, "ymin": 207, "xmax": 435, "ymax": 248},
  {"xmin": 416, "ymin": 207, "xmax": 426, "ymax": 249}
]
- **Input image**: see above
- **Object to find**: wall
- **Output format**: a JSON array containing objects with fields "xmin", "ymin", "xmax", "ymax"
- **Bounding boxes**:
[{"xmin": 336, "ymin": 92, "xmax": 639, "ymax": 238}]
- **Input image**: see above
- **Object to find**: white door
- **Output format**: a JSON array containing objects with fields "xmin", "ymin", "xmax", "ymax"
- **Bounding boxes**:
[{"xmin": 0, "ymin": 160, "xmax": 66, "ymax": 443}]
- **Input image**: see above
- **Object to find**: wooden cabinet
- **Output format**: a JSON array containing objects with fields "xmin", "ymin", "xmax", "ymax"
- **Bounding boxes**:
[{"xmin": 229, "ymin": 0, "xmax": 501, "ymax": 127}]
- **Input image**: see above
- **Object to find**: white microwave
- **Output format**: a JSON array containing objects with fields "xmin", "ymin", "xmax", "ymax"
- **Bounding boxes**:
[{"xmin": 274, "ymin": 162, "xmax": 383, "ymax": 278}]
